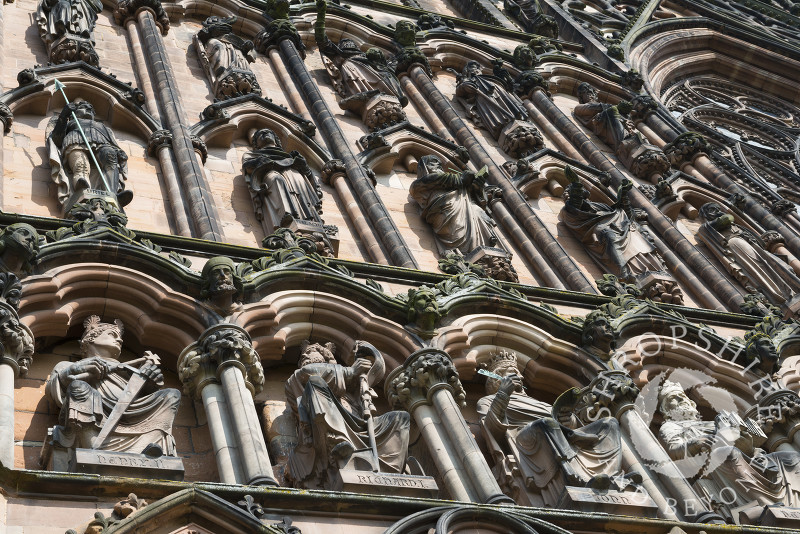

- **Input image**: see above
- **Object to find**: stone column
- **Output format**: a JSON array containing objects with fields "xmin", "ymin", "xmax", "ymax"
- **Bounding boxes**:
[
  {"xmin": 148, "ymin": 130, "xmax": 192, "ymax": 237},
  {"xmin": 529, "ymin": 90, "xmax": 742, "ymax": 311},
  {"xmin": 0, "ymin": 274, "xmax": 34, "ymax": 468},
  {"xmin": 179, "ymin": 325, "xmax": 277, "ymax": 486},
  {"xmin": 583, "ymin": 371, "xmax": 721, "ymax": 522},
  {"xmin": 114, "ymin": 0, "xmax": 223, "ymax": 241},
  {"xmin": 405, "ymin": 66, "xmax": 594, "ymax": 293},
  {"xmin": 387, "ymin": 348, "xmax": 512, "ymax": 504},
  {"xmin": 0, "ymin": 103, "xmax": 11, "ymax": 209},
  {"xmin": 261, "ymin": 32, "xmax": 417, "ymax": 269}
]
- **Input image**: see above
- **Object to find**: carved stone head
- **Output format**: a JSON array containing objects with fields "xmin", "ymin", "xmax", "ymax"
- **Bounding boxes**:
[
  {"xmin": 745, "ymin": 333, "xmax": 780, "ymax": 375},
  {"xmin": 416, "ymin": 154, "xmax": 443, "ymax": 178},
  {"xmin": 201, "ymin": 256, "xmax": 243, "ymax": 303},
  {"xmin": 581, "ymin": 310, "xmax": 617, "ymax": 360},
  {"xmin": 405, "ymin": 285, "xmax": 441, "ymax": 336},
  {"xmin": 298, "ymin": 341, "xmax": 337, "ymax": 367},
  {"xmin": 698, "ymin": 202, "xmax": 726, "ymax": 222},
  {"xmin": 394, "ymin": 20, "xmax": 418, "ymax": 47},
  {"xmin": 577, "ymin": 82, "xmax": 598, "ymax": 104},
  {"xmin": 484, "ymin": 350, "xmax": 522, "ymax": 395},
  {"xmin": 72, "ymin": 100, "xmax": 96, "ymax": 121},
  {"xmin": 251, "ymin": 128, "xmax": 282, "ymax": 150},
  {"xmin": 80, "ymin": 315, "xmax": 124, "ymax": 359},
  {"xmin": 512, "ymin": 45, "xmax": 535, "ymax": 70},
  {"xmin": 462, "ymin": 60, "xmax": 482, "ymax": 78},
  {"xmin": 657, "ymin": 380, "xmax": 700, "ymax": 422},
  {"xmin": 365, "ymin": 47, "xmax": 387, "ymax": 66},
  {"xmin": 0, "ymin": 223, "xmax": 40, "ymax": 275}
]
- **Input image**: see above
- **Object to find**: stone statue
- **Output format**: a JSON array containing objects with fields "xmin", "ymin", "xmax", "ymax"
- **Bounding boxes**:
[
  {"xmin": 560, "ymin": 169, "xmax": 677, "ymax": 302},
  {"xmin": 46, "ymin": 101, "xmax": 132, "ymax": 213},
  {"xmin": 195, "ymin": 16, "xmax": 260, "ymax": 100},
  {"xmin": 0, "ymin": 223, "xmax": 40, "ymax": 276},
  {"xmin": 477, "ymin": 350, "xmax": 636, "ymax": 507},
  {"xmin": 698, "ymin": 203, "xmax": 800, "ymax": 307},
  {"xmin": 200, "ymin": 256, "xmax": 243, "ymax": 316},
  {"xmin": 573, "ymin": 83, "xmax": 668, "ymax": 180},
  {"xmin": 409, "ymin": 155, "xmax": 500, "ymax": 256},
  {"xmin": 36, "ymin": 0, "xmax": 102, "ymax": 65},
  {"xmin": 657, "ymin": 380, "xmax": 800, "ymax": 522},
  {"xmin": 315, "ymin": 1, "xmax": 406, "ymax": 128},
  {"xmin": 580, "ymin": 310, "xmax": 618, "ymax": 362},
  {"xmin": 242, "ymin": 128, "xmax": 323, "ymax": 236},
  {"xmin": 455, "ymin": 60, "xmax": 543, "ymax": 157},
  {"xmin": 284, "ymin": 340, "xmax": 411, "ymax": 490},
  {"xmin": 46, "ymin": 316, "xmax": 181, "ymax": 457}
]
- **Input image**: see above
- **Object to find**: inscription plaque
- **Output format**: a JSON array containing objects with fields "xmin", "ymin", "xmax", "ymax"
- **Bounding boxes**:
[
  {"xmin": 73, "ymin": 448, "xmax": 185, "ymax": 481},
  {"xmin": 562, "ymin": 486, "xmax": 658, "ymax": 517},
  {"xmin": 340, "ymin": 470, "xmax": 438, "ymax": 497},
  {"xmin": 758, "ymin": 505, "xmax": 800, "ymax": 527}
]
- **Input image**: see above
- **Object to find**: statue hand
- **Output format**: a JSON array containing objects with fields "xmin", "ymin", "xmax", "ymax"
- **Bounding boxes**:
[
  {"xmin": 138, "ymin": 362, "xmax": 165, "ymax": 387},
  {"xmin": 688, "ymin": 434, "xmax": 715, "ymax": 455},
  {"xmin": 69, "ymin": 357, "xmax": 110, "ymax": 381},
  {"xmin": 498, "ymin": 375, "xmax": 521, "ymax": 396},
  {"xmin": 351, "ymin": 357, "xmax": 372, "ymax": 377}
]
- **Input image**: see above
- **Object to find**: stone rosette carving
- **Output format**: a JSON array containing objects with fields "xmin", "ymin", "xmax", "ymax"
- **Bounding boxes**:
[
  {"xmin": 179, "ymin": 325, "xmax": 265, "ymax": 398},
  {"xmin": 663, "ymin": 131, "xmax": 710, "ymax": 166},
  {"xmin": 386, "ymin": 348, "xmax": 466, "ymax": 411}
]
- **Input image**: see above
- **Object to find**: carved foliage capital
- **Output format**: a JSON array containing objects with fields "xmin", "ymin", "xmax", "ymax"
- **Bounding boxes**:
[
  {"xmin": 386, "ymin": 349, "xmax": 465, "ymax": 411},
  {"xmin": 663, "ymin": 131, "xmax": 709, "ymax": 166},
  {"xmin": 0, "ymin": 103, "xmax": 13, "ymax": 135},
  {"xmin": 147, "ymin": 129, "xmax": 173, "ymax": 156},
  {"xmin": 179, "ymin": 325, "xmax": 264, "ymax": 398},
  {"xmin": 190, "ymin": 135, "xmax": 208, "ymax": 163},
  {"xmin": 114, "ymin": 0, "xmax": 170, "ymax": 34},
  {"xmin": 0, "ymin": 274, "xmax": 33, "ymax": 377},
  {"xmin": 320, "ymin": 159, "xmax": 346, "ymax": 185},
  {"xmin": 629, "ymin": 95, "xmax": 658, "ymax": 123}
]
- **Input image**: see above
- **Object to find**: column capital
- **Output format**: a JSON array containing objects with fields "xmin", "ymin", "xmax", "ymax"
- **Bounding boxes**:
[
  {"xmin": 0, "ymin": 273, "xmax": 33, "ymax": 377},
  {"xmin": 629, "ymin": 95, "xmax": 659, "ymax": 124},
  {"xmin": 114, "ymin": 0, "xmax": 170, "ymax": 35},
  {"xmin": 147, "ymin": 129, "xmax": 173, "ymax": 156},
  {"xmin": 0, "ymin": 103, "xmax": 13, "ymax": 135},
  {"xmin": 557, "ymin": 370, "xmax": 639, "ymax": 422},
  {"xmin": 178, "ymin": 324, "xmax": 264, "ymax": 399},
  {"xmin": 320, "ymin": 159, "xmax": 346, "ymax": 185},
  {"xmin": 386, "ymin": 348, "xmax": 465, "ymax": 412},
  {"xmin": 190, "ymin": 135, "xmax": 208, "ymax": 163},
  {"xmin": 663, "ymin": 131, "xmax": 710, "ymax": 167}
]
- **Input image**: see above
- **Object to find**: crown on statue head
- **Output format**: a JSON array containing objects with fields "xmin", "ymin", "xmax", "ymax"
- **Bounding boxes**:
[{"xmin": 487, "ymin": 349, "xmax": 518, "ymax": 373}]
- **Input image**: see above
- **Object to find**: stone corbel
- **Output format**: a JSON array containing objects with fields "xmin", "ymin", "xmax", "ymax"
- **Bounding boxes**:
[{"xmin": 386, "ymin": 348, "xmax": 511, "ymax": 504}]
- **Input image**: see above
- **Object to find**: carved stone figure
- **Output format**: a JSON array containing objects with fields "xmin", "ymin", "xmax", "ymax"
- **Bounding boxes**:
[
  {"xmin": 200, "ymin": 256, "xmax": 243, "ymax": 316},
  {"xmin": 285, "ymin": 341, "xmax": 411, "ymax": 490},
  {"xmin": 315, "ymin": 2, "xmax": 406, "ymax": 129},
  {"xmin": 409, "ymin": 155, "xmax": 500, "ymax": 256},
  {"xmin": 477, "ymin": 351, "xmax": 637, "ymax": 507},
  {"xmin": 46, "ymin": 316, "xmax": 181, "ymax": 458},
  {"xmin": 242, "ymin": 128, "xmax": 324, "ymax": 236},
  {"xmin": 195, "ymin": 16, "xmax": 260, "ymax": 100},
  {"xmin": 657, "ymin": 380, "xmax": 800, "ymax": 522},
  {"xmin": 560, "ymin": 168, "xmax": 681, "ymax": 303},
  {"xmin": 46, "ymin": 101, "xmax": 132, "ymax": 213},
  {"xmin": 456, "ymin": 60, "xmax": 543, "ymax": 157},
  {"xmin": 580, "ymin": 310, "xmax": 618, "ymax": 361},
  {"xmin": 36, "ymin": 0, "xmax": 102, "ymax": 65},
  {"xmin": 573, "ymin": 83, "xmax": 668, "ymax": 180},
  {"xmin": 0, "ymin": 223, "xmax": 40, "ymax": 276},
  {"xmin": 404, "ymin": 285, "xmax": 442, "ymax": 338},
  {"xmin": 698, "ymin": 203, "xmax": 800, "ymax": 308}
]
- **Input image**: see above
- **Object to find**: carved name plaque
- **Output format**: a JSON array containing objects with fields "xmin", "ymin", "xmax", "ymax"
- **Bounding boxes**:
[
  {"xmin": 74, "ymin": 448, "xmax": 185, "ymax": 480},
  {"xmin": 562, "ymin": 487, "xmax": 658, "ymax": 517},
  {"xmin": 340, "ymin": 470, "xmax": 438, "ymax": 497},
  {"xmin": 758, "ymin": 505, "xmax": 800, "ymax": 527}
]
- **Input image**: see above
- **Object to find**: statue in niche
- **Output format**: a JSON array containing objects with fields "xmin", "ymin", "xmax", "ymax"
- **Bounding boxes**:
[
  {"xmin": 315, "ymin": 1, "xmax": 406, "ymax": 129},
  {"xmin": 200, "ymin": 256, "xmax": 243, "ymax": 316},
  {"xmin": 698, "ymin": 203, "xmax": 800, "ymax": 308},
  {"xmin": 0, "ymin": 223, "xmax": 41, "ymax": 276},
  {"xmin": 477, "ymin": 350, "xmax": 639, "ymax": 507},
  {"xmin": 285, "ymin": 340, "xmax": 411, "ymax": 490},
  {"xmin": 195, "ymin": 16, "xmax": 260, "ymax": 100},
  {"xmin": 36, "ymin": 0, "xmax": 102, "ymax": 65},
  {"xmin": 573, "ymin": 83, "xmax": 668, "ymax": 180},
  {"xmin": 242, "ymin": 128, "xmax": 324, "ymax": 236},
  {"xmin": 455, "ymin": 60, "xmax": 543, "ymax": 157},
  {"xmin": 560, "ymin": 168, "xmax": 682, "ymax": 304},
  {"xmin": 657, "ymin": 380, "xmax": 800, "ymax": 522},
  {"xmin": 46, "ymin": 101, "xmax": 132, "ymax": 213},
  {"xmin": 45, "ymin": 316, "xmax": 181, "ymax": 458},
  {"xmin": 409, "ymin": 155, "xmax": 500, "ymax": 256}
]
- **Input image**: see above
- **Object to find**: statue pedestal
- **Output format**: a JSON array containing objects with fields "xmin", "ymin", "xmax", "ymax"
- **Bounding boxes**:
[
  {"xmin": 465, "ymin": 246, "xmax": 519, "ymax": 282},
  {"xmin": 498, "ymin": 120, "xmax": 543, "ymax": 158},
  {"xmin": 286, "ymin": 218, "xmax": 340, "ymax": 257},
  {"xmin": 635, "ymin": 271, "xmax": 684, "ymax": 305},
  {"xmin": 362, "ymin": 94, "xmax": 405, "ymax": 130},
  {"xmin": 560, "ymin": 486, "xmax": 658, "ymax": 517},
  {"xmin": 72, "ymin": 448, "xmax": 185, "ymax": 480},
  {"xmin": 340, "ymin": 469, "xmax": 438, "ymax": 497},
  {"xmin": 753, "ymin": 505, "xmax": 800, "ymax": 527},
  {"xmin": 63, "ymin": 188, "xmax": 121, "ymax": 217}
]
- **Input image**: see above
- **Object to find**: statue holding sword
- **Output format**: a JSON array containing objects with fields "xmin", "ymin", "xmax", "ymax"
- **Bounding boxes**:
[{"xmin": 46, "ymin": 316, "xmax": 181, "ymax": 457}]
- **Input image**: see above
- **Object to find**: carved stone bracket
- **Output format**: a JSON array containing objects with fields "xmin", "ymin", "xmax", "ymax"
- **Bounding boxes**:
[
  {"xmin": 629, "ymin": 95, "xmax": 658, "ymax": 124},
  {"xmin": 386, "ymin": 348, "xmax": 466, "ymax": 411},
  {"xmin": 178, "ymin": 324, "xmax": 264, "ymax": 398},
  {"xmin": 663, "ymin": 132, "xmax": 710, "ymax": 167}
]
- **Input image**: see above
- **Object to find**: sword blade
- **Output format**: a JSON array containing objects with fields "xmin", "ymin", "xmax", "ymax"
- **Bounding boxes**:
[{"xmin": 90, "ymin": 372, "xmax": 147, "ymax": 449}]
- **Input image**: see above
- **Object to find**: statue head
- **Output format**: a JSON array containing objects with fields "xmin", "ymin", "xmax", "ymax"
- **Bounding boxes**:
[
  {"xmin": 72, "ymin": 100, "xmax": 96, "ymax": 121},
  {"xmin": 512, "ymin": 45, "xmax": 536, "ymax": 70},
  {"xmin": 658, "ymin": 380, "xmax": 700, "ymax": 422},
  {"xmin": 581, "ymin": 310, "xmax": 617, "ymax": 360},
  {"xmin": 80, "ymin": 315, "xmax": 124, "ymax": 359},
  {"xmin": 484, "ymin": 350, "xmax": 523, "ymax": 395},
  {"xmin": 616, "ymin": 100, "xmax": 633, "ymax": 116},
  {"xmin": 0, "ymin": 223, "xmax": 40, "ymax": 275},
  {"xmin": 462, "ymin": 61, "xmax": 482, "ymax": 78},
  {"xmin": 745, "ymin": 333, "xmax": 780, "ymax": 375},
  {"xmin": 251, "ymin": 128, "xmax": 282, "ymax": 150},
  {"xmin": 416, "ymin": 155, "xmax": 444, "ymax": 178},
  {"xmin": 338, "ymin": 38, "xmax": 361, "ymax": 55},
  {"xmin": 564, "ymin": 166, "xmax": 588, "ymax": 209},
  {"xmin": 406, "ymin": 285, "xmax": 441, "ymax": 335},
  {"xmin": 577, "ymin": 82, "xmax": 598, "ymax": 104},
  {"xmin": 200, "ymin": 256, "xmax": 243, "ymax": 302},
  {"xmin": 698, "ymin": 202, "xmax": 726, "ymax": 222},
  {"xmin": 394, "ymin": 20, "xmax": 418, "ymax": 47},
  {"xmin": 298, "ymin": 340, "xmax": 337, "ymax": 367},
  {"xmin": 201, "ymin": 15, "xmax": 235, "ymax": 38},
  {"xmin": 366, "ymin": 47, "xmax": 387, "ymax": 66}
]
